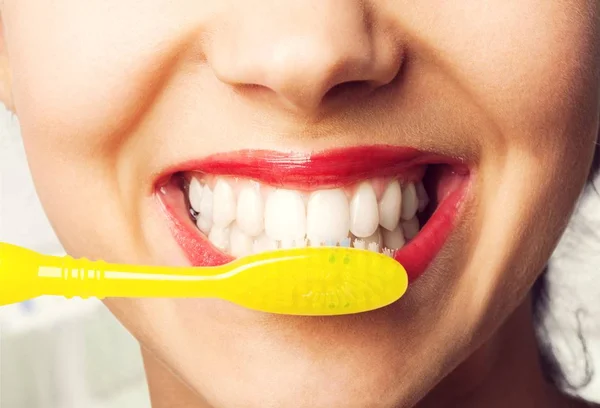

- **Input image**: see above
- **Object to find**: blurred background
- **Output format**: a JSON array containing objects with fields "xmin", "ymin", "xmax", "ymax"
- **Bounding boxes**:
[
  {"xmin": 1, "ymin": 105, "xmax": 151, "ymax": 408},
  {"xmin": 1, "ymin": 101, "xmax": 599, "ymax": 407}
]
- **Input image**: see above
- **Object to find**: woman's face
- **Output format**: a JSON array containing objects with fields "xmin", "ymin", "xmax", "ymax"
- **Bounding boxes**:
[{"xmin": 2, "ymin": 1, "xmax": 599, "ymax": 406}]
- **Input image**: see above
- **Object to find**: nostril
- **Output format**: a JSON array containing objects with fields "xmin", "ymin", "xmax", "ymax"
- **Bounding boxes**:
[
  {"xmin": 234, "ymin": 83, "xmax": 274, "ymax": 98},
  {"xmin": 324, "ymin": 80, "xmax": 374, "ymax": 102}
]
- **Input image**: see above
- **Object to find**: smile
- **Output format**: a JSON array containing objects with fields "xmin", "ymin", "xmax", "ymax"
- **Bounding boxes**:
[{"xmin": 157, "ymin": 146, "xmax": 471, "ymax": 282}]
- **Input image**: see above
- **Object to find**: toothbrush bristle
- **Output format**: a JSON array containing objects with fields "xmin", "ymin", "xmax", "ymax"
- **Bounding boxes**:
[
  {"xmin": 353, "ymin": 239, "xmax": 366, "ymax": 250},
  {"xmin": 382, "ymin": 248, "xmax": 396, "ymax": 258},
  {"xmin": 274, "ymin": 236, "xmax": 396, "ymax": 257},
  {"xmin": 367, "ymin": 242, "xmax": 380, "ymax": 253}
]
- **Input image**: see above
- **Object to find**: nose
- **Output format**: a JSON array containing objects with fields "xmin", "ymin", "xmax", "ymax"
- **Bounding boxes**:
[{"xmin": 207, "ymin": 1, "xmax": 404, "ymax": 113}]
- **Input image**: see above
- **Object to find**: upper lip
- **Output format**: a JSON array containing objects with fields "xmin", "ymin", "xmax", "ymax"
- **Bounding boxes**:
[{"xmin": 155, "ymin": 145, "xmax": 467, "ymax": 189}]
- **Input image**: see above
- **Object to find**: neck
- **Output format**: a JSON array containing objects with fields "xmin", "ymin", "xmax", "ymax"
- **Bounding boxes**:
[
  {"xmin": 143, "ymin": 347, "xmax": 212, "ymax": 408},
  {"xmin": 144, "ymin": 298, "xmax": 577, "ymax": 408}
]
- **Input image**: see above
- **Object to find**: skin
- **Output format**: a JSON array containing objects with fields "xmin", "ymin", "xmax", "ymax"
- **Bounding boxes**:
[{"xmin": 1, "ymin": 1, "xmax": 599, "ymax": 407}]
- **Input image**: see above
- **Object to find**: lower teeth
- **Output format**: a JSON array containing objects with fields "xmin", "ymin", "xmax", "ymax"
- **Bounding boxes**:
[{"xmin": 205, "ymin": 224, "xmax": 402, "ymax": 258}]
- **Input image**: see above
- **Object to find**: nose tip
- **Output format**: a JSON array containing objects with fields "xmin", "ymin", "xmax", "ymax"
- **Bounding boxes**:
[
  {"xmin": 254, "ymin": 37, "xmax": 402, "ymax": 112},
  {"xmin": 208, "ymin": 5, "xmax": 403, "ymax": 114}
]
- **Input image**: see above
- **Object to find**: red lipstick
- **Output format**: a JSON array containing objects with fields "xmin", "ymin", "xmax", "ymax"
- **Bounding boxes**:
[
  {"xmin": 158, "ymin": 146, "xmax": 459, "ymax": 190},
  {"xmin": 157, "ymin": 145, "xmax": 470, "ymax": 285}
]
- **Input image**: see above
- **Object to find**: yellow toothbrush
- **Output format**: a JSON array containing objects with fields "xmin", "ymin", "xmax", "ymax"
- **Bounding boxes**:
[{"xmin": 0, "ymin": 242, "xmax": 408, "ymax": 316}]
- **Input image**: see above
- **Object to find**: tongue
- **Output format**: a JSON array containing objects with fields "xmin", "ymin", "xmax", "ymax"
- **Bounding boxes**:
[
  {"xmin": 424, "ymin": 164, "xmax": 469, "ymax": 205},
  {"xmin": 436, "ymin": 166, "xmax": 468, "ymax": 202}
]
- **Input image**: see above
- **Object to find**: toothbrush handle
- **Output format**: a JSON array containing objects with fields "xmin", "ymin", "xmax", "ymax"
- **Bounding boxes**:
[
  {"xmin": 36, "ymin": 254, "xmax": 109, "ymax": 300},
  {"xmin": 0, "ymin": 243, "xmax": 226, "ymax": 305},
  {"xmin": 40, "ymin": 255, "xmax": 227, "ymax": 300}
]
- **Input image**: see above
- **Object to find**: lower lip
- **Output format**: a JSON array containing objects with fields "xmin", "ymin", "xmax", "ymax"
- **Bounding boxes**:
[
  {"xmin": 394, "ymin": 178, "xmax": 469, "ymax": 280},
  {"xmin": 157, "ymin": 173, "xmax": 470, "ymax": 283}
]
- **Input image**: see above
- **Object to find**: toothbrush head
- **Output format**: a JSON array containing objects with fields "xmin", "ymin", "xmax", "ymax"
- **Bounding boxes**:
[{"xmin": 222, "ymin": 247, "xmax": 408, "ymax": 316}]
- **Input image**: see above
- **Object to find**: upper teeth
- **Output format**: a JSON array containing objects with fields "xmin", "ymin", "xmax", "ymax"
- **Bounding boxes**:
[
  {"xmin": 196, "ymin": 184, "xmax": 214, "ymax": 234},
  {"xmin": 378, "ymin": 180, "xmax": 402, "ymax": 231},
  {"xmin": 349, "ymin": 182, "xmax": 380, "ymax": 238},
  {"xmin": 186, "ymin": 175, "xmax": 428, "ymax": 257},
  {"xmin": 265, "ymin": 189, "xmax": 307, "ymax": 241},
  {"xmin": 236, "ymin": 183, "xmax": 264, "ymax": 237},
  {"xmin": 306, "ymin": 189, "xmax": 351, "ymax": 244},
  {"xmin": 400, "ymin": 183, "xmax": 419, "ymax": 221},
  {"xmin": 212, "ymin": 179, "xmax": 236, "ymax": 227}
]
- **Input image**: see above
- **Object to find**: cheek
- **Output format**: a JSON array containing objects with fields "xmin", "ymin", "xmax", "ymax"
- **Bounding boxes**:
[
  {"xmin": 420, "ymin": 0, "xmax": 600, "ymax": 307},
  {"xmin": 5, "ymin": 1, "xmax": 191, "ymax": 162},
  {"xmin": 459, "ymin": 149, "xmax": 594, "ymax": 347},
  {"xmin": 398, "ymin": 0, "xmax": 599, "ymax": 153},
  {"xmin": 2, "ymin": 1, "xmax": 193, "ymax": 259}
]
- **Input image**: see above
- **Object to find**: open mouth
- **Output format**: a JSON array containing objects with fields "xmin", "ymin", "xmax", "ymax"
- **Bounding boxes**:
[{"xmin": 157, "ymin": 146, "xmax": 471, "ymax": 282}]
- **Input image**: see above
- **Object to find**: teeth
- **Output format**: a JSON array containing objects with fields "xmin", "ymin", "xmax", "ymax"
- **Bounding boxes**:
[
  {"xmin": 294, "ymin": 238, "xmax": 307, "ymax": 248},
  {"xmin": 188, "ymin": 177, "xmax": 204, "ymax": 213},
  {"xmin": 212, "ymin": 178, "xmax": 236, "ymax": 228},
  {"xmin": 366, "ymin": 229, "xmax": 383, "ymax": 246},
  {"xmin": 416, "ymin": 182, "xmax": 429, "ymax": 212},
  {"xmin": 236, "ymin": 184, "xmax": 264, "ymax": 236},
  {"xmin": 378, "ymin": 180, "xmax": 402, "ymax": 231},
  {"xmin": 382, "ymin": 225, "xmax": 406, "ymax": 250},
  {"xmin": 199, "ymin": 185, "xmax": 214, "ymax": 222},
  {"xmin": 402, "ymin": 217, "xmax": 420, "ymax": 240},
  {"xmin": 349, "ymin": 182, "xmax": 379, "ymax": 238},
  {"xmin": 253, "ymin": 232, "xmax": 278, "ymax": 253},
  {"xmin": 208, "ymin": 226, "xmax": 230, "ymax": 251},
  {"xmin": 306, "ymin": 189, "xmax": 350, "ymax": 244},
  {"xmin": 401, "ymin": 183, "xmax": 419, "ymax": 221},
  {"xmin": 196, "ymin": 215, "xmax": 213, "ymax": 235},
  {"xmin": 229, "ymin": 223, "xmax": 253, "ymax": 258},
  {"xmin": 188, "ymin": 176, "xmax": 427, "ymax": 257},
  {"xmin": 280, "ymin": 238, "xmax": 308, "ymax": 249},
  {"xmin": 280, "ymin": 238, "xmax": 295, "ymax": 249},
  {"xmin": 264, "ymin": 189, "xmax": 307, "ymax": 241}
]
